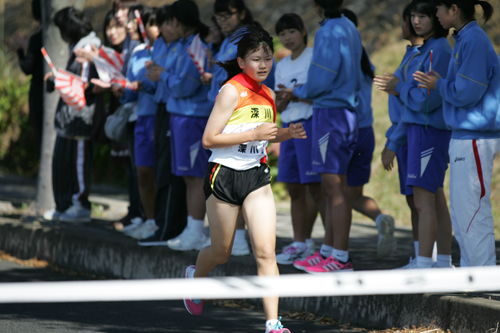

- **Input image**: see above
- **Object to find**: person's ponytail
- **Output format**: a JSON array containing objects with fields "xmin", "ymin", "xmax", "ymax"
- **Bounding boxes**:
[{"xmin": 477, "ymin": 0, "xmax": 493, "ymax": 23}]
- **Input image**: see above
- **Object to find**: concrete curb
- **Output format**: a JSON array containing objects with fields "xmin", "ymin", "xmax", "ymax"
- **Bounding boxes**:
[{"xmin": 1, "ymin": 217, "xmax": 499, "ymax": 332}]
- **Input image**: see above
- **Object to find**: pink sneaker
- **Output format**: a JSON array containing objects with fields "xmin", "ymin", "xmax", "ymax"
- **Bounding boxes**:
[
  {"xmin": 305, "ymin": 255, "xmax": 353, "ymax": 274},
  {"xmin": 293, "ymin": 251, "xmax": 324, "ymax": 271},
  {"xmin": 265, "ymin": 317, "xmax": 291, "ymax": 333},
  {"xmin": 183, "ymin": 265, "xmax": 203, "ymax": 315}
]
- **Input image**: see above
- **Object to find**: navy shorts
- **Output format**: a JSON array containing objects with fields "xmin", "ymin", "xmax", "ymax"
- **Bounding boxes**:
[
  {"xmin": 347, "ymin": 126, "xmax": 375, "ymax": 187},
  {"xmin": 277, "ymin": 118, "xmax": 321, "ymax": 184},
  {"xmin": 396, "ymin": 144, "xmax": 413, "ymax": 196},
  {"xmin": 311, "ymin": 108, "xmax": 358, "ymax": 175},
  {"xmin": 406, "ymin": 124, "xmax": 451, "ymax": 193},
  {"xmin": 134, "ymin": 115, "xmax": 155, "ymax": 168},
  {"xmin": 170, "ymin": 114, "xmax": 210, "ymax": 178},
  {"xmin": 204, "ymin": 162, "xmax": 271, "ymax": 206}
]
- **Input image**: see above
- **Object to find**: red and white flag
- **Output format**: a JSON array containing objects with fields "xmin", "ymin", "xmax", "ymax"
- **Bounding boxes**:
[
  {"xmin": 134, "ymin": 10, "xmax": 150, "ymax": 51},
  {"xmin": 92, "ymin": 46, "xmax": 136, "ymax": 90},
  {"xmin": 187, "ymin": 33, "xmax": 206, "ymax": 75},
  {"xmin": 41, "ymin": 47, "xmax": 86, "ymax": 111},
  {"xmin": 55, "ymin": 69, "xmax": 86, "ymax": 111}
]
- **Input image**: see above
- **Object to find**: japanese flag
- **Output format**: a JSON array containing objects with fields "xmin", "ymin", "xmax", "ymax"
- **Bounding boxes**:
[
  {"xmin": 92, "ymin": 46, "xmax": 135, "ymax": 90},
  {"xmin": 187, "ymin": 33, "xmax": 206, "ymax": 75},
  {"xmin": 55, "ymin": 69, "xmax": 86, "ymax": 111}
]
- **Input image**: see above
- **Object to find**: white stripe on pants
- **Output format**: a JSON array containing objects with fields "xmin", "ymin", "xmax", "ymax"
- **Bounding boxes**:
[
  {"xmin": 449, "ymin": 138, "xmax": 500, "ymax": 267},
  {"xmin": 72, "ymin": 140, "xmax": 86, "ymax": 202}
]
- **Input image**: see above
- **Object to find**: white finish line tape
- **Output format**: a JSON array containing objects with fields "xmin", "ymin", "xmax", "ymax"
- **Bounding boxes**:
[{"xmin": 0, "ymin": 266, "xmax": 499, "ymax": 303}]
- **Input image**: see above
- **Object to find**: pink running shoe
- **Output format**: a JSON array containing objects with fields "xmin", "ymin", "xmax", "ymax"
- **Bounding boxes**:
[
  {"xmin": 265, "ymin": 317, "xmax": 291, "ymax": 333},
  {"xmin": 293, "ymin": 251, "xmax": 324, "ymax": 271},
  {"xmin": 305, "ymin": 255, "xmax": 353, "ymax": 274},
  {"xmin": 183, "ymin": 265, "xmax": 203, "ymax": 316}
]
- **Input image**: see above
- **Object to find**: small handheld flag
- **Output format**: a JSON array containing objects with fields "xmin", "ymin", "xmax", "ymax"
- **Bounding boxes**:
[
  {"xmin": 187, "ymin": 34, "xmax": 206, "ymax": 75},
  {"xmin": 41, "ymin": 47, "xmax": 58, "ymax": 75},
  {"xmin": 134, "ymin": 10, "xmax": 150, "ymax": 51}
]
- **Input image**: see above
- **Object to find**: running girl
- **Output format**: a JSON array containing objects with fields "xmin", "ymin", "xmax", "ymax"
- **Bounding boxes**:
[
  {"xmin": 414, "ymin": 0, "xmax": 500, "ymax": 267},
  {"xmin": 184, "ymin": 26, "xmax": 305, "ymax": 333}
]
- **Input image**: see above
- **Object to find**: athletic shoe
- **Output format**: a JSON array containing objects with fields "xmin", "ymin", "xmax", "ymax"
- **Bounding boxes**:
[
  {"xmin": 123, "ymin": 217, "xmax": 144, "ymax": 236},
  {"xmin": 293, "ymin": 251, "xmax": 324, "ymax": 271},
  {"xmin": 265, "ymin": 317, "xmax": 291, "ymax": 333},
  {"xmin": 276, "ymin": 245, "xmax": 308, "ymax": 265},
  {"xmin": 129, "ymin": 220, "xmax": 158, "ymax": 240},
  {"xmin": 305, "ymin": 255, "xmax": 353, "ymax": 274},
  {"xmin": 394, "ymin": 257, "xmax": 417, "ymax": 269},
  {"xmin": 282, "ymin": 239, "xmax": 315, "ymax": 256},
  {"xmin": 376, "ymin": 214, "xmax": 397, "ymax": 258},
  {"xmin": 232, "ymin": 238, "xmax": 250, "ymax": 256},
  {"xmin": 59, "ymin": 202, "xmax": 91, "ymax": 223},
  {"xmin": 43, "ymin": 209, "xmax": 62, "ymax": 221},
  {"xmin": 183, "ymin": 265, "xmax": 203, "ymax": 316},
  {"xmin": 137, "ymin": 233, "xmax": 169, "ymax": 246},
  {"xmin": 167, "ymin": 228, "xmax": 207, "ymax": 251}
]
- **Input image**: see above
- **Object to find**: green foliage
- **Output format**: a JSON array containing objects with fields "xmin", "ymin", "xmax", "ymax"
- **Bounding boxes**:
[{"xmin": 0, "ymin": 48, "xmax": 37, "ymax": 176}]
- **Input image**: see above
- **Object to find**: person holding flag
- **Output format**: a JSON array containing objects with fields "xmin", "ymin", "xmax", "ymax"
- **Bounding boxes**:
[
  {"xmin": 42, "ymin": 7, "xmax": 103, "ymax": 223},
  {"xmin": 374, "ymin": 0, "xmax": 453, "ymax": 269}
]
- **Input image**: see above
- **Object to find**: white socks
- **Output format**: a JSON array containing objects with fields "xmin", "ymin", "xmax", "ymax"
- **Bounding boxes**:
[
  {"xmin": 416, "ymin": 255, "xmax": 433, "ymax": 268},
  {"xmin": 331, "ymin": 247, "xmax": 349, "ymax": 263},
  {"xmin": 436, "ymin": 254, "xmax": 452, "ymax": 268},
  {"xmin": 187, "ymin": 216, "xmax": 204, "ymax": 237},
  {"xmin": 290, "ymin": 241, "xmax": 307, "ymax": 251},
  {"xmin": 320, "ymin": 244, "xmax": 333, "ymax": 258}
]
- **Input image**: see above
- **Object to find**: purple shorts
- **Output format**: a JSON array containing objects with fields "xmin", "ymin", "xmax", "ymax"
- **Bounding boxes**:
[
  {"xmin": 277, "ymin": 118, "xmax": 321, "ymax": 184},
  {"xmin": 406, "ymin": 124, "xmax": 451, "ymax": 193},
  {"xmin": 347, "ymin": 126, "xmax": 375, "ymax": 187},
  {"xmin": 312, "ymin": 108, "xmax": 358, "ymax": 175},
  {"xmin": 396, "ymin": 143, "xmax": 413, "ymax": 196},
  {"xmin": 170, "ymin": 114, "xmax": 210, "ymax": 178},
  {"xmin": 134, "ymin": 115, "xmax": 155, "ymax": 168}
]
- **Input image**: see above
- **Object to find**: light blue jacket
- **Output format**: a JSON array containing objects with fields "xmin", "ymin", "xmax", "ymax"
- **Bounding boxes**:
[
  {"xmin": 436, "ymin": 21, "xmax": 500, "ymax": 139},
  {"xmin": 388, "ymin": 37, "xmax": 452, "ymax": 152},
  {"xmin": 356, "ymin": 60, "xmax": 375, "ymax": 129},
  {"xmin": 121, "ymin": 44, "xmax": 156, "ymax": 117},
  {"xmin": 293, "ymin": 16, "xmax": 363, "ymax": 110},
  {"xmin": 162, "ymin": 34, "xmax": 212, "ymax": 118},
  {"xmin": 386, "ymin": 45, "xmax": 421, "ymax": 150}
]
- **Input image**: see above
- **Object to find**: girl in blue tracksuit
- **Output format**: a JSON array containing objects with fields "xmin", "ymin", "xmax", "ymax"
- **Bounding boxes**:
[
  {"xmin": 156, "ymin": 0, "xmax": 212, "ymax": 252},
  {"xmin": 379, "ymin": 3, "xmax": 423, "ymax": 266},
  {"xmin": 283, "ymin": 0, "xmax": 363, "ymax": 273},
  {"xmin": 375, "ymin": 0, "xmax": 453, "ymax": 269},
  {"xmin": 415, "ymin": 0, "xmax": 500, "ymax": 267},
  {"xmin": 120, "ymin": 6, "xmax": 159, "ymax": 232}
]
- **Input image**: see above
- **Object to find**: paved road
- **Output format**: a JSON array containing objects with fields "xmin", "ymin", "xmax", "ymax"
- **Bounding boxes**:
[{"xmin": 0, "ymin": 261, "xmax": 365, "ymax": 333}]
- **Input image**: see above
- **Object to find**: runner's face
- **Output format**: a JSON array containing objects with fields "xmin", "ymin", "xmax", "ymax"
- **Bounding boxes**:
[
  {"xmin": 106, "ymin": 18, "xmax": 127, "ymax": 46},
  {"xmin": 239, "ymin": 46, "xmax": 273, "ymax": 82}
]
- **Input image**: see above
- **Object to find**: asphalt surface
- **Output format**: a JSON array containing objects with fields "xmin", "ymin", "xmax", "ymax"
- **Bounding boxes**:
[{"xmin": 0, "ymin": 261, "xmax": 364, "ymax": 333}]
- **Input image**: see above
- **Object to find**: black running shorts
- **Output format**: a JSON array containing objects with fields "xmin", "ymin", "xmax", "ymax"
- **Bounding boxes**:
[{"xmin": 204, "ymin": 162, "xmax": 272, "ymax": 206}]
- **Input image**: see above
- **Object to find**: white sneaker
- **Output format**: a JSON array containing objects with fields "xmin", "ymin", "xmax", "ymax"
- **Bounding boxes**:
[
  {"xmin": 123, "ymin": 217, "xmax": 144, "ymax": 236},
  {"xmin": 395, "ymin": 257, "xmax": 417, "ymax": 269},
  {"xmin": 167, "ymin": 228, "xmax": 207, "ymax": 251},
  {"xmin": 43, "ymin": 209, "xmax": 62, "ymax": 221},
  {"xmin": 376, "ymin": 214, "xmax": 397, "ymax": 257},
  {"xmin": 231, "ymin": 238, "xmax": 250, "ymax": 256},
  {"xmin": 276, "ymin": 244, "xmax": 308, "ymax": 265},
  {"xmin": 431, "ymin": 262, "xmax": 456, "ymax": 269},
  {"xmin": 59, "ymin": 202, "xmax": 91, "ymax": 223},
  {"xmin": 282, "ymin": 239, "xmax": 315, "ymax": 256},
  {"xmin": 129, "ymin": 220, "xmax": 158, "ymax": 240}
]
